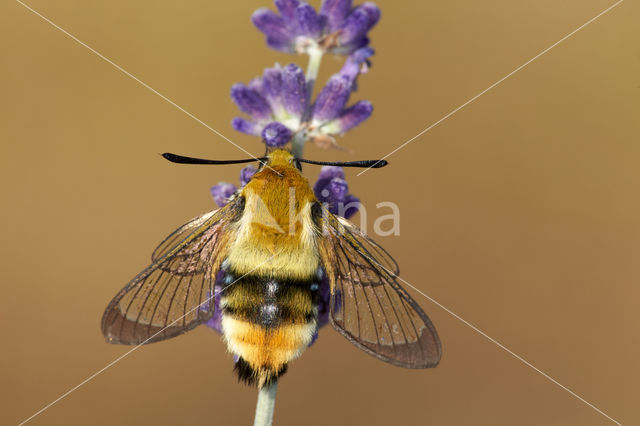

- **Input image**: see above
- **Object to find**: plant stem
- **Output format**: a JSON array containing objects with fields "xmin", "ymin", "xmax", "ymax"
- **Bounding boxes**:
[
  {"xmin": 292, "ymin": 45, "xmax": 324, "ymax": 158},
  {"xmin": 304, "ymin": 45, "xmax": 324, "ymax": 104},
  {"xmin": 253, "ymin": 382, "xmax": 278, "ymax": 426},
  {"xmin": 291, "ymin": 131, "xmax": 307, "ymax": 159}
]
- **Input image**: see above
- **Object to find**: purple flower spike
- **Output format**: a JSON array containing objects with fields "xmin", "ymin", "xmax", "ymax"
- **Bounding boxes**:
[
  {"xmin": 282, "ymin": 63, "xmax": 306, "ymax": 117},
  {"xmin": 252, "ymin": 0, "xmax": 378, "ymax": 55},
  {"xmin": 240, "ymin": 165, "xmax": 257, "ymax": 186},
  {"xmin": 234, "ymin": 2, "xmax": 380, "ymax": 146},
  {"xmin": 320, "ymin": 0, "xmax": 353, "ymax": 31},
  {"xmin": 312, "ymin": 75, "xmax": 351, "ymax": 122},
  {"xmin": 231, "ymin": 84, "xmax": 272, "ymax": 121},
  {"xmin": 262, "ymin": 122, "xmax": 293, "ymax": 147},
  {"xmin": 210, "ymin": 182, "xmax": 237, "ymax": 207}
]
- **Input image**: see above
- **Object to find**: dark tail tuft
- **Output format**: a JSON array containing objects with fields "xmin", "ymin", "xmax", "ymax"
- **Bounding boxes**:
[{"xmin": 234, "ymin": 357, "xmax": 288, "ymax": 387}]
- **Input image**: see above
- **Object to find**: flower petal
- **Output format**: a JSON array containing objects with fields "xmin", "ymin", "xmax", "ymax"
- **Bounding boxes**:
[
  {"xmin": 231, "ymin": 117, "xmax": 261, "ymax": 135},
  {"xmin": 312, "ymin": 75, "xmax": 351, "ymax": 122},
  {"xmin": 210, "ymin": 182, "xmax": 237, "ymax": 207},
  {"xmin": 262, "ymin": 122, "xmax": 293, "ymax": 147},
  {"xmin": 331, "ymin": 100, "xmax": 373, "ymax": 133},
  {"xmin": 340, "ymin": 47, "xmax": 374, "ymax": 83},
  {"xmin": 295, "ymin": 3, "xmax": 324, "ymax": 37},
  {"xmin": 262, "ymin": 66, "xmax": 284, "ymax": 111},
  {"xmin": 360, "ymin": 2, "xmax": 381, "ymax": 31},
  {"xmin": 275, "ymin": 0, "xmax": 300, "ymax": 22},
  {"xmin": 248, "ymin": 77, "xmax": 266, "ymax": 97},
  {"xmin": 251, "ymin": 8, "xmax": 290, "ymax": 39},
  {"xmin": 337, "ymin": 36, "xmax": 370, "ymax": 55},
  {"xmin": 317, "ymin": 165, "xmax": 345, "ymax": 180},
  {"xmin": 338, "ymin": 7, "xmax": 371, "ymax": 45},
  {"xmin": 265, "ymin": 36, "xmax": 294, "ymax": 52},
  {"xmin": 230, "ymin": 83, "xmax": 272, "ymax": 121},
  {"xmin": 320, "ymin": 0, "xmax": 352, "ymax": 31},
  {"xmin": 327, "ymin": 177, "xmax": 348, "ymax": 200},
  {"xmin": 240, "ymin": 165, "xmax": 257, "ymax": 186},
  {"xmin": 339, "ymin": 194, "xmax": 360, "ymax": 219},
  {"xmin": 314, "ymin": 167, "xmax": 345, "ymax": 202},
  {"xmin": 282, "ymin": 63, "xmax": 306, "ymax": 118},
  {"xmin": 252, "ymin": 8, "xmax": 293, "ymax": 49}
]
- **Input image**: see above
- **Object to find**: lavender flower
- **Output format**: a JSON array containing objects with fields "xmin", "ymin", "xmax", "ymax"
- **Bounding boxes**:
[
  {"xmin": 252, "ymin": 0, "xmax": 380, "ymax": 55},
  {"xmin": 231, "ymin": 62, "xmax": 373, "ymax": 148},
  {"xmin": 262, "ymin": 122, "xmax": 293, "ymax": 147},
  {"xmin": 313, "ymin": 165, "xmax": 360, "ymax": 219},
  {"xmin": 210, "ymin": 182, "xmax": 237, "ymax": 208},
  {"xmin": 240, "ymin": 165, "xmax": 257, "ymax": 186},
  {"xmin": 210, "ymin": 166, "xmax": 257, "ymax": 209},
  {"xmin": 231, "ymin": 64, "xmax": 306, "ymax": 142},
  {"xmin": 339, "ymin": 46, "xmax": 374, "ymax": 90}
]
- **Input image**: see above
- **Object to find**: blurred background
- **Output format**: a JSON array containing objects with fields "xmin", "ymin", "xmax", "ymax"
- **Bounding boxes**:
[{"xmin": 2, "ymin": 0, "xmax": 639, "ymax": 424}]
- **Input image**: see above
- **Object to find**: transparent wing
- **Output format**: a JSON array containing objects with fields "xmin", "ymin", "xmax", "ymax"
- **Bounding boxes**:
[
  {"xmin": 334, "ymin": 215, "xmax": 399, "ymax": 276},
  {"xmin": 101, "ymin": 208, "xmax": 232, "ymax": 345},
  {"xmin": 319, "ymin": 213, "xmax": 441, "ymax": 368},
  {"xmin": 151, "ymin": 210, "xmax": 218, "ymax": 263}
]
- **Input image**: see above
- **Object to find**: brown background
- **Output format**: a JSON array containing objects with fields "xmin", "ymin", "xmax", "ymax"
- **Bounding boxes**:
[{"xmin": 2, "ymin": 0, "xmax": 639, "ymax": 425}]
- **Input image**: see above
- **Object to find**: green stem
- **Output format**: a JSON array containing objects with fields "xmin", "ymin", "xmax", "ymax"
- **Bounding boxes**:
[
  {"xmin": 292, "ymin": 45, "xmax": 324, "ymax": 158},
  {"xmin": 253, "ymin": 382, "xmax": 278, "ymax": 426},
  {"xmin": 291, "ymin": 131, "xmax": 307, "ymax": 159},
  {"xmin": 304, "ymin": 45, "xmax": 324, "ymax": 102}
]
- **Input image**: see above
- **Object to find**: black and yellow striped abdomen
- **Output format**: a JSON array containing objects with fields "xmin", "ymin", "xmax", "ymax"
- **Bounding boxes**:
[{"xmin": 220, "ymin": 271, "xmax": 320, "ymax": 387}]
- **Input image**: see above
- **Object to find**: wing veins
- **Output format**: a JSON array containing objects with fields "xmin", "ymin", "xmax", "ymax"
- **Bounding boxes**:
[
  {"xmin": 343, "ymin": 231, "xmax": 421, "ymax": 348},
  {"xmin": 322, "ymin": 212, "xmax": 440, "ymax": 367}
]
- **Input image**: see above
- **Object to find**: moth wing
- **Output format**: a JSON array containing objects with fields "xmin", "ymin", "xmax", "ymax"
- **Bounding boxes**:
[
  {"xmin": 101, "ymin": 207, "xmax": 234, "ymax": 345},
  {"xmin": 319, "ymin": 214, "xmax": 441, "ymax": 368},
  {"xmin": 151, "ymin": 209, "xmax": 219, "ymax": 263},
  {"xmin": 332, "ymin": 215, "xmax": 399, "ymax": 275}
]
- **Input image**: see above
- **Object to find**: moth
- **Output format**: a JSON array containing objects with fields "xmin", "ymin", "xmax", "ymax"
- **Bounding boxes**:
[{"xmin": 101, "ymin": 149, "xmax": 441, "ymax": 387}]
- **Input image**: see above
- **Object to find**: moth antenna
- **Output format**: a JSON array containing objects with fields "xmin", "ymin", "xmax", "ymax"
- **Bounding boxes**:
[
  {"xmin": 162, "ymin": 153, "xmax": 266, "ymax": 165},
  {"xmin": 298, "ymin": 159, "xmax": 388, "ymax": 168}
]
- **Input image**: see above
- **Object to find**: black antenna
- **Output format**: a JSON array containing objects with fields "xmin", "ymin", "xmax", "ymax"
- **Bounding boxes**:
[
  {"xmin": 298, "ymin": 159, "xmax": 388, "ymax": 168},
  {"xmin": 162, "ymin": 153, "xmax": 265, "ymax": 165},
  {"xmin": 161, "ymin": 153, "xmax": 388, "ymax": 169}
]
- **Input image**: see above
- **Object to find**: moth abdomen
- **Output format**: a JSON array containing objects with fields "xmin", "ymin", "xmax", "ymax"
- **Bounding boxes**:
[{"xmin": 220, "ymin": 273, "xmax": 318, "ymax": 387}]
